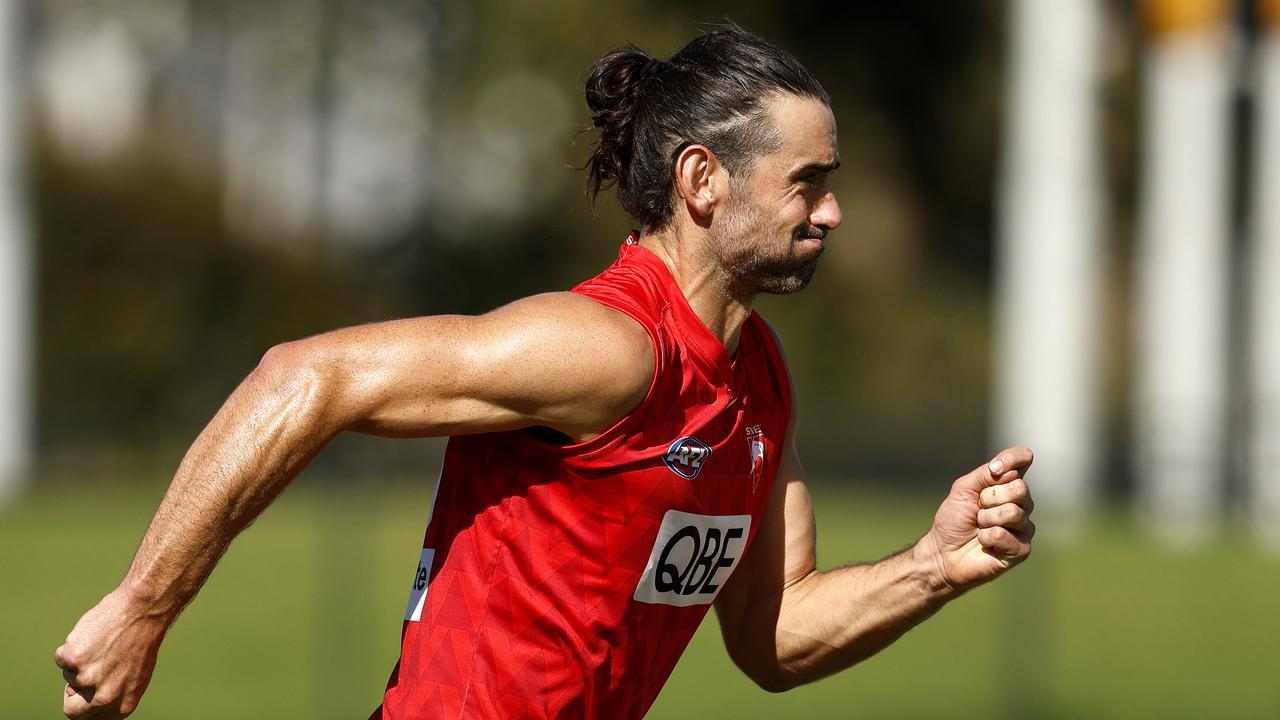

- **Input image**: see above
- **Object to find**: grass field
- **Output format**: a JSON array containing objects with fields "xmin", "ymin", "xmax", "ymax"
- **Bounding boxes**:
[{"xmin": 6, "ymin": 476, "xmax": 1279, "ymax": 718}]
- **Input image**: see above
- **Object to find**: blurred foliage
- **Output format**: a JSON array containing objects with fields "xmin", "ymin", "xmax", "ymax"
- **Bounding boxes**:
[{"xmin": 33, "ymin": 133, "xmax": 401, "ymax": 464}]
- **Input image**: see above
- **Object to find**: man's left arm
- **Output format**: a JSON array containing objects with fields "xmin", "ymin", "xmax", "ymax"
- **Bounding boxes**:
[{"xmin": 713, "ymin": 414, "xmax": 1035, "ymax": 692}]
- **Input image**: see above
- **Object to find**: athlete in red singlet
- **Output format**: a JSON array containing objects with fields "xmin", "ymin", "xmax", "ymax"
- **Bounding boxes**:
[
  {"xmin": 57, "ymin": 25, "xmax": 1036, "ymax": 720},
  {"xmin": 377, "ymin": 235, "xmax": 792, "ymax": 717}
]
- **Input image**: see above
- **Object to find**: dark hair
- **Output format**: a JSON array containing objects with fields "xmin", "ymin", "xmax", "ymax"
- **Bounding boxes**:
[{"xmin": 584, "ymin": 23, "xmax": 830, "ymax": 229}]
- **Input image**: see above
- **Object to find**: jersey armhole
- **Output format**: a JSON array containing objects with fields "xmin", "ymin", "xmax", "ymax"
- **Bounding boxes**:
[
  {"xmin": 515, "ymin": 288, "xmax": 664, "ymax": 458},
  {"xmin": 754, "ymin": 313, "xmax": 795, "ymax": 424}
]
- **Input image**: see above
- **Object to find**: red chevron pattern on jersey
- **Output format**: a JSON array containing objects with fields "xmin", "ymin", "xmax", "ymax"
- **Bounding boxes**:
[{"xmin": 372, "ymin": 234, "xmax": 792, "ymax": 719}]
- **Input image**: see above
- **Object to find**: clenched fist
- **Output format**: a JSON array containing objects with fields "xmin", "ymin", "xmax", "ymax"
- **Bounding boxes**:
[
  {"xmin": 922, "ymin": 446, "xmax": 1036, "ymax": 593},
  {"xmin": 55, "ymin": 586, "xmax": 171, "ymax": 719}
]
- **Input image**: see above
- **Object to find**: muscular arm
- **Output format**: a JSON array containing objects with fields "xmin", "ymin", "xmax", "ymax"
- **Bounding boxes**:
[
  {"xmin": 714, "ymin": 390, "xmax": 1035, "ymax": 691},
  {"xmin": 55, "ymin": 292, "xmax": 653, "ymax": 718}
]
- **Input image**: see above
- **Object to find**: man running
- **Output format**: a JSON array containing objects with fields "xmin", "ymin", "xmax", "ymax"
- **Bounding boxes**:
[{"xmin": 56, "ymin": 25, "xmax": 1035, "ymax": 719}]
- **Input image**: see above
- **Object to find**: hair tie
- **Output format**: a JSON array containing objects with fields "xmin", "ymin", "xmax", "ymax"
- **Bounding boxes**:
[{"xmin": 639, "ymin": 57, "xmax": 663, "ymax": 80}]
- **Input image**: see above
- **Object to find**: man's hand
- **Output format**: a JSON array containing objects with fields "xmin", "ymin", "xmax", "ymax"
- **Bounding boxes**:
[
  {"xmin": 55, "ymin": 586, "xmax": 170, "ymax": 719},
  {"xmin": 921, "ymin": 446, "xmax": 1036, "ymax": 593}
]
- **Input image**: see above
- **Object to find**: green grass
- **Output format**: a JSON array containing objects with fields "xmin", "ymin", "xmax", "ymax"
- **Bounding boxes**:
[{"xmin": 6, "ymin": 478, "xmax": 1279, "ymax": 718}]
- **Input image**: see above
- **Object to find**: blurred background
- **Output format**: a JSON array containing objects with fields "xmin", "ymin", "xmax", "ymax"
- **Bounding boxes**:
[{"xmin": 3, "ymin": 0, "xmax": 1279, "ymax": 717}]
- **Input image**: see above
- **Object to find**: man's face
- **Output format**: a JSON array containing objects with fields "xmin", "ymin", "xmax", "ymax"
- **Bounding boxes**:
[{"xmin": 712, "ymin": 94, "xmax": 843, "ymax": 296}]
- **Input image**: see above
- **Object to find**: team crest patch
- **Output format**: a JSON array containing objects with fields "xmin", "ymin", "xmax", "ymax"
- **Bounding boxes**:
[
  {"xmin": 664, "ymin": 436, "xmax": 711, "ymax": 479},
  {"xmin": 746, "ymin": 425, "xmax": 766, "ymax": 493}
]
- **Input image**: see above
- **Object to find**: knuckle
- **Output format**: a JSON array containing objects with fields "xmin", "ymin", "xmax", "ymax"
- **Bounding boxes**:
[
  {"xmin": 984, "ymin": 486, "xmax": 1003, "ymax": 506},
  {"xmin": 981, "ymin": 507, "xmax": 998, "ymax": 526},
  {"xmin": 56, "ymin": 643, "xmax": 78, "ymax": 667}
]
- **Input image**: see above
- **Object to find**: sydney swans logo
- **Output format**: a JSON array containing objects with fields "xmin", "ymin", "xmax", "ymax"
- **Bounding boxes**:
[{"xmin": 746, "ymin": 425, "xmax": 765, "ymax": 493}]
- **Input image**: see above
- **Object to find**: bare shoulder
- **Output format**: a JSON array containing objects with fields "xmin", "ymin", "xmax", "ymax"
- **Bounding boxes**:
[
  {"xmin": 473, "ymin": 292, "xmax": 655, "ymax": 438},
  {"xmin": 482, "ymin": 291, "xmax": 651, "ymax": 351},
  {"xmin": 480, "ymin": 292, "xmax": 653, "ymax": 374}
]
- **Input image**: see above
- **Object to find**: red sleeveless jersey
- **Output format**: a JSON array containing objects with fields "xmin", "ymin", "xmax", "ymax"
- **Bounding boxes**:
[{"xmin": 373, "ymin": 235, "xmax": 792, "ymax": 719}]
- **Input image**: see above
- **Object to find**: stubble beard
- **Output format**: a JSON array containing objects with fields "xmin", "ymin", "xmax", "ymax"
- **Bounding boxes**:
[{"xmin": 715, "ymin": 195, "xmax": 823, "ymax": 297}]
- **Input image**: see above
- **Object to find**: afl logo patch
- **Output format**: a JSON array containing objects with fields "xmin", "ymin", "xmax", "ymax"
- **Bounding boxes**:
[{"xmin": 663, "ymin": 436, "xmax": 711, "ymax": 479}]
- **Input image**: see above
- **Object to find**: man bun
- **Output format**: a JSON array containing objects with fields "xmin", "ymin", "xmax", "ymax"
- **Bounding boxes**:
[{"xmin": 584, "ymin": 46, "xmax": 661, "ymax": 209}]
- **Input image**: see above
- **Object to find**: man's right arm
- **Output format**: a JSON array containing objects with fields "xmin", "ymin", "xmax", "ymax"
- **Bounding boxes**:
[{"xmin": 54, "ymin": 292, "xmax": 653, "ymax": 719}]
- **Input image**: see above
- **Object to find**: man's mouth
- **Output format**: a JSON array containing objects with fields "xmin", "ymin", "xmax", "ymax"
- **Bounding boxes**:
[{"xmin": 796, "ymin": 225, "xmax": 827, "ymax": 242}]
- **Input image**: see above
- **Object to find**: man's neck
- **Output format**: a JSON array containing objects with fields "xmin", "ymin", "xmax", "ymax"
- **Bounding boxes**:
[{"xmin": 638, "ymin": 225, "xmax": 754, "ymax": 357}]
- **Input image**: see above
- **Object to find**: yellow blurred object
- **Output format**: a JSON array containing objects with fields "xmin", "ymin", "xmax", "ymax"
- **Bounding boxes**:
[
  {"xmin": 1140, "ymin": 0, "xmax": 1231, "ymax": 37},
  {"xmin": 1262, "ymin": 0, "xmax": 1280, "ymax": 29}
]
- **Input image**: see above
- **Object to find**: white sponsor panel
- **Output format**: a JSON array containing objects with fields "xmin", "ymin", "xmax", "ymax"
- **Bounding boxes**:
[
  {"xmin": 633, "ymin": 510, "xmax": 751, "ymax": 607},
  {"xmin": 404, "ymin": 547, "xmax": 436, "ymax": 621}
]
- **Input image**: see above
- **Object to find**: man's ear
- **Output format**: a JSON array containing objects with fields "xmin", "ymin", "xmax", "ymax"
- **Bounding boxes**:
[{"xmin": 672, "ymin": 144, "xmax": 726, "ymax": 223}]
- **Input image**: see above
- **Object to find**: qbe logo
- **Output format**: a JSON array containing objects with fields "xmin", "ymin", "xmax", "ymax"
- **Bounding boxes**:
[
  {"xmin": 663, "ymin": 436, "xmax": 712, "ymax": 479},
  {"xmin": 633, "ymin": 510, "xmax": 751, "ymax": 607}
]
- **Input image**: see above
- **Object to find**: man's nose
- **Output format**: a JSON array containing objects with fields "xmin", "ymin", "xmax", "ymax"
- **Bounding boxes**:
[{"xmin": 811, "ymin": 191, "xmax": 842, "ymax": 230}]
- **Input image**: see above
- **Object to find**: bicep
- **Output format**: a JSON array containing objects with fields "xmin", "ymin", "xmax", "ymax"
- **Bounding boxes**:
[{"xmin": 266, "ymin": 293, "xmax": 652, "ymax": 439}]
